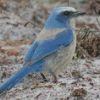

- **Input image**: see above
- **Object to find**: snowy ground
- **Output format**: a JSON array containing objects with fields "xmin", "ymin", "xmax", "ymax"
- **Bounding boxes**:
[{"xmin": 0, "ymin": 58, "xmax": 100, "ymax": 100}]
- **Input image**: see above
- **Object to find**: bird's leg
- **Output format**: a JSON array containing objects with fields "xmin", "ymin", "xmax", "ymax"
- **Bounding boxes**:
[
  {"xmin": 40, "ymin": 73, "xmax": 48, "ymax": 82},
  {"xmin": 50, "ymin": 71, "xmax": 57, "ymax": 83},
  {"xmin": 32, "ymin": 76, "xmax": 39, "ymax": 85},
  {"xmin": 33, "ymin": 71, "xmax": 57, "ymax": 88},
  {"xmin": 28, "ymin": 74, "xmax": 39, "ymax": 85},
  {"xmin": 52, "ymin": 73, "xmax": 57, "ymax": 83},
  {"xmin": 33, "ymin": 73, "xmax": 55, "ymax": 89}
]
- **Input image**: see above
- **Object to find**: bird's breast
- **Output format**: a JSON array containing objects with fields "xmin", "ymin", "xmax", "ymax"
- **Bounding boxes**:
[{"xmin": 40, "ymin": 29, "xmax": 76, "ymax": 76}]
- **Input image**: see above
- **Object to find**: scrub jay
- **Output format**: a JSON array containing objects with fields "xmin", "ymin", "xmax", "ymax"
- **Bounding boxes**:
[{"xmin": 0, "ymin": 7, "xmax": 86, "ymax": 94}]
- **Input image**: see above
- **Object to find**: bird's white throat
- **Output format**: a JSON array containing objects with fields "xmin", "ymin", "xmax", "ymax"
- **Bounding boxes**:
[{"xmin": 69, "ymin": 18, "xmax": 75, "ymax": 29}]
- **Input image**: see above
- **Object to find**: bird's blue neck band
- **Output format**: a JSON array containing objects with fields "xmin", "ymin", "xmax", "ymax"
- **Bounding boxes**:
[
  {"xmin": 65, "ymin": 26, "xmax": 75, "ymax": 31},
  {"xmin": 44, "ymin": 22, "xmax": 75, "ymax": 31},
  {"xmin": 44, "ymin": 11, "xmax": 75, "ymax": 31}
]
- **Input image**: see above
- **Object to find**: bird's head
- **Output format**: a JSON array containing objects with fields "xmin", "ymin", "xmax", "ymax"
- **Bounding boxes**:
[{"xmin": 44, "ymin": 7, "xmax": 86, "ymax": 29}]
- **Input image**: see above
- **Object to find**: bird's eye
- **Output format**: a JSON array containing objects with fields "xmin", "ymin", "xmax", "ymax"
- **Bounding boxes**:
[{"xmin": 63, "ymin": 11, "xmax": 72, "ymax": 16}]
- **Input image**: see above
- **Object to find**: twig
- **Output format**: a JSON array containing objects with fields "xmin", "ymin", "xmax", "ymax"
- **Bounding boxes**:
[
  {"xmin": 33, "ymin": 84, "xmax": 55, "ymax": 89},
  {"xmin": 92, "ymin": 1, "xmax": 100, "ymax": 28},
  {"xmin": 77, "ymin": 25, "xmax": 87, "ymax": 35},
  {"xmin": 0, "ymin": 5, "xmax": 8, "ymax": 11},
  {"xmin": 93, "ymin": 6, "xmax": 100, "ymax": 27},
  {"xmin": 75, "ymin": 28, "xmax": 100, "ymax": 32},
  {"xmin": 17, "ymin": 14, "xmax": 39, "ymax": 27},
  {"xmin": 77, "ymin": 43, "xmax": 91, "ymax": 59},
  {"xmin": 96, "ymin": 18, "xmax": 100, "ymax": 27},
  {"xmin": 6, "ymin": 22, "xmax": 23, "ymax": 27},
  {"xmin": 0, "ymin": 17, "xmax": 10, "ymax": 19},
  {"xmin": 68, "ymin": 0, "xmax": 69, "ymax": 6},
  {"xmin": 1, "ymin": 6, "xmax": 39, "ymax": 27},
  {"xmin": 35, "ymin": 93, "xmax": 42, "ymax": 98}
]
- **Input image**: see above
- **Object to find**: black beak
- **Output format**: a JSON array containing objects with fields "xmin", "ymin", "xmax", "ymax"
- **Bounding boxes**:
[{"xmin": 74, "ymin": 11, "xmax": 86, "ymax": 16}]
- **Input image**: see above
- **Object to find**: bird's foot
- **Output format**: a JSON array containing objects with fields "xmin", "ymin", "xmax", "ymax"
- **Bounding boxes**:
[
  {"xmin": 28, "ymin": 74, "xmax": 39, "ymax": 85},
  {"xmin": 40, "ymin": 73, "xmax": 48, "ymax": 82},
  {"xmin": 51, "ymin": 74, "xmax": 58, "ymax": 83},
  {"xmin": 49, "ymin": 72, "xmax": 58, "ymax": 83}
]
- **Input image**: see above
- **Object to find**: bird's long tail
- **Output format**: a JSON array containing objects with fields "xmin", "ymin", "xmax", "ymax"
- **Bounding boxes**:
[{"xmin": 0, "ymin": 60, "xmax": 44, "ymax": 94}]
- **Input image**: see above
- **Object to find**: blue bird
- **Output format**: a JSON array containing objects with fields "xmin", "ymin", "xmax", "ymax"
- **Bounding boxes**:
[{"xmin": 0, "ymin": 7, "xmax": 86, "ymax": 94}]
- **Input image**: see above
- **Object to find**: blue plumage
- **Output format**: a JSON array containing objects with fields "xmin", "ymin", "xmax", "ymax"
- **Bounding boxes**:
[
  {"xmin": 0, "ymin": 28, "xmax": 74, "ymax": 94},
  {"xmin": 44, "ymin": 10, "xmax": 68, "ymax": 29},
  {"xmin": 32, "ymin": 40, "xmax": 60, "ymax": 60},
  {"xmin": 0, "ymin": 60, "xmax": 45, "ymax": 93},
  {"xmin": 44, "ymin": 7, "xmax": 72, "ymax": 29},
  {"xmin": 54, "ymin": 29, "xmax": 73, "ymax": 46},
  {"xmin": 25, "ymin": 41, "xmax": 38, "ymax": 61},
  {"xmin": 31, "ymin": 28, "xmax": 73, "ymax": 60},
  {"xmin": 0, "ymin": 7, "xmax": 85, "ymax": 94}
]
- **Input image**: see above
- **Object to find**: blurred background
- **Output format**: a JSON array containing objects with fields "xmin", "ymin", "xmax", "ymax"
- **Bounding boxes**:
[{"xmin": 0, "ymin": 0, "xmax": 100, "ymax": 64}]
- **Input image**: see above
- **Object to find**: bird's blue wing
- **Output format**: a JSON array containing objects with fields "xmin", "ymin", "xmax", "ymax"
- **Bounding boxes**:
[
  {"xmin": 25, "ymin": 41, "xmax": 38, "ymax": 61},
  {"xmin": 54, "ymin": 29, "xmax": 74, "ymax": 47},
  {"xmin": 0, "ymin": 29, "xmax": 74, "ymax": 94},
  {"xmin": 31, "ymin": 29, "xmax": 74, "ymax": 61},
  {"xmin": 31, "ymin": 40, "xmax": 60, "ymax": 60}
]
